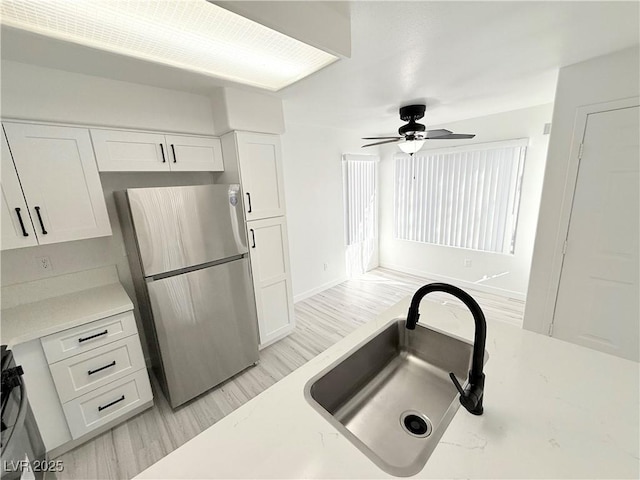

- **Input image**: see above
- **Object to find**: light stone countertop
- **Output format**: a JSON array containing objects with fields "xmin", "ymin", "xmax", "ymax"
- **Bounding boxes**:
[
  {"xmin": 1, "ymin": 268, "xmax": 133, "ymax": 348},
  {"xmin": 135, "ymin": 296, "xmax": 640, "ymax": 479}
]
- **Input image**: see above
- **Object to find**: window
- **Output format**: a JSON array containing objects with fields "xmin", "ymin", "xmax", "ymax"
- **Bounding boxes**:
[
  {"xmin": 343, "ymin": 154, "xmax": 378, "ymax": 276},
  {"xmin": 394, "ymin": 139, "xmax": 527, "ymax": 254}
]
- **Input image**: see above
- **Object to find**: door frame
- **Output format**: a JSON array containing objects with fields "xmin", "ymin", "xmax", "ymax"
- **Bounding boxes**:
[{"xmin": 543, "ymin": 96, "xmax": 639, "ymax": 336}]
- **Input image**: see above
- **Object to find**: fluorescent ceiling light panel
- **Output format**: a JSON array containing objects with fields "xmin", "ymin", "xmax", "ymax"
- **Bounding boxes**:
[{"xmin": 0, "ymin": 0, "xmax": 338, "ymax": 91}]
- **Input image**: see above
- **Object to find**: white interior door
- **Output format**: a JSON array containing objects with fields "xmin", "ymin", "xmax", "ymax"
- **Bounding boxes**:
[
  {"xmin": 4, "ymin": 123, "xmax": 112, "ymax": 244},
  {"xmin": 1, "ymin": 129, "xmax": 38, "ymax": 249},
  {"xmin": 236, "ymin": 133, "xmax": 285, "ymax": 220},
  {"xmin": 553, "ymin": 105, "xmax": 639, "ymax": 361},
  {"xmin": 247, "ymin": 216, "xmax": 295, "ymax": 347}
]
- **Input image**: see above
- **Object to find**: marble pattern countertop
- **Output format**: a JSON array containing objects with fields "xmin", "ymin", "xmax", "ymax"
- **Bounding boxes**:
[
  {"xmin": 136, "ymin": 297, "xmax": 639, "ymax": 479},
  {"xmin": 1, "ymin": 282, "xmax": 133, "ymax": 348}
]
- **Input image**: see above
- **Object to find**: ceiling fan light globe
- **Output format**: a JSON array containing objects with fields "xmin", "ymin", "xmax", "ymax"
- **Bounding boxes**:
[{"xmin": 398, "ymin": 140, "xmax": 425, "ymax": 154}]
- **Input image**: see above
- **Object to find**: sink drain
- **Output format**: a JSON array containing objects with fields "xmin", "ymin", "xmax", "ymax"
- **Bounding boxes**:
[{"xmin": 400, "ymin": 411, "xmax": 433, "ymax": 438}]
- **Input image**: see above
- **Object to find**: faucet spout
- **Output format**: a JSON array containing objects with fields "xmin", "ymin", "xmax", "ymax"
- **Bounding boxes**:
[{"xmin": 406, "ymin": 283, "xmax": 487, "ymax": 415}]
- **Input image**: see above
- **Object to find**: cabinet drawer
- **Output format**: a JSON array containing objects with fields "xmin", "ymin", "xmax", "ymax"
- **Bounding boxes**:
[
  {"xmin": 62, "ymin": 368, "xmax": 152, "ymax": 439},
  {"xmin": 41, "ymin": 311, "xmax": 137, "ymax": 364},
  {"xmin": 50, "ymin": 335, "xmax": 146, "ymax": 403}
]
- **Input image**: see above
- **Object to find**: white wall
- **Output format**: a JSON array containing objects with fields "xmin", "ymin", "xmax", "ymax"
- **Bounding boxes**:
[
  {"xmin": 280, "ymin": 118, "xmax": 373, "ymax": 301},
  {"xmin": 379, "ymin": 104, "xmax": 553, "ymax": 298},
  {"xmin": 1, "ymin": 60, "xmax": 217, "ymax": 134},
  {"xmin": 210, "ymin": 87, "xmax": 285, "ymax": 135},
  {"xmin": 524, "ymin": 46, "xmax": 640, "ymax": 334}
]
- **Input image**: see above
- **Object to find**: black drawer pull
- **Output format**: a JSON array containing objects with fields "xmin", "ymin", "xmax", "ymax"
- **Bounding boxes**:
[
  {"xmin": 34, "ymin": 206, "xmax": 47, "ymax": 234},
  {"xmin": 15, "ymin": 208, "xmax": 29, "ymax": 236},
  {"xmin": 78, "ymin": 330, "xmax": 108, "ymax": 343},
  {"xmin": 170, "ymin": 144, "xmax": 177, "ymax": 163},
  {"xmin": 159, "ymin": 143, "xmax": 166, "ymax": 163},
  {"xmin": 98, "ymin": 395, "xmax": 125, "ymax": 412},
  {"xmin": 88, "ymin": 361, "xmax": 116, "ymax": 376},
  {"xmin": 246, "ymin": 192, "xmax": 252, "ymax": 213},
  {"xmin": 250, "ymin": 228, "xmax": 256, "ymax": 248}
]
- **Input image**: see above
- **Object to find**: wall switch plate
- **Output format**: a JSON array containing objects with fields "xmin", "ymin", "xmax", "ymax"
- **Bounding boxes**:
[
  {"xmin": 463, "ymin": 259, "xmax": 472, "ymax": 268},
  {"xmin": 36, "ymin": 256, "xmax": 52, "ymax": 271},
  {"xmin": 323, "ymin": 263, "xmax": 329, "ymax": 271}
]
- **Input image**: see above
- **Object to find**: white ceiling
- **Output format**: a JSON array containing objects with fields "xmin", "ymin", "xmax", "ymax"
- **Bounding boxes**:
[
  {"xmin": 279, "ymin": 1, "xmax": 640, "ymax": 134},
  {"xmin": 2, "ymin": 1, "xmax": 639, "ymax": 134}
]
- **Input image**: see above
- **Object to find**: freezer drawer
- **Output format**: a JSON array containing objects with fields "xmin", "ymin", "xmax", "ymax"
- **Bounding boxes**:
[
  {"xmin": 147, "ymin": 257, "xmax": 259, "ymax": 407},
  {"xmin": 126, "ymin": 184, "xmax": 247, "ymax": 276}
]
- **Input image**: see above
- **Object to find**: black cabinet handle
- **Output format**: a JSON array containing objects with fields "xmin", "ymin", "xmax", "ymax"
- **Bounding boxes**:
[
  {"xmin": 34, "ymin": 206, "xmax": 47, "ymax": 235},
  {"xmin": 250, "ymin": 229, "xmax": 256, "ymax": 248},
  {"xmin": 15, "ymin": 208, "xmax": 29, "ymax": 236},
  {"xmin": 88, "ymin": 361, "xmax": 116, "ymax": 376},
  {"xmin": 98, "ymin": 395, "xmax": 125, "ymax": 412},
  {"xmin": 78, "ymin": 329, "xmax": 108, "ymax": 343},
  {"xmin": 159, "ymin": 144, "xmax": 166, "ymax": 163},
  {"xmin": 246, "ymin": 192, "xmax": 252, "ymax": 213},
  {"xmin": 170, "ymin": 144, "xmax": 177, "ymax": 163}
]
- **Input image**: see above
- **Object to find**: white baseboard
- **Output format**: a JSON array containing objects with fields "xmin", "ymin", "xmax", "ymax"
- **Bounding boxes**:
[
  {"xmin": 293, "ymin": 276, "xmax": 348, "ymax": 304},
  {"xmin": 379, "ymin": 262, "xmax": 526, "ymax": 301}
]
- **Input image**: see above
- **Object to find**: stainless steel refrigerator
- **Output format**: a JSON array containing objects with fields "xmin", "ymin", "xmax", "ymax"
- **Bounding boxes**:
[{"xmin": 116, "ymin": 184, "xmax": 259, "ymax": 408}]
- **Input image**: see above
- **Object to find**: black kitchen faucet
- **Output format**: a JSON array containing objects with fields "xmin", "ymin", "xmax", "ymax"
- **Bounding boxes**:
[{"xmin": 406, "ymin": 283, "xmax": 487, "ymax": 415}]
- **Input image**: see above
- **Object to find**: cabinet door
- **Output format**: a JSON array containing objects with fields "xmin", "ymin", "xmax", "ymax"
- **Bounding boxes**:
[
  {"xmin": 91, "ymin": 129, "xmax": 170, "ymax": 172},
  {"xmin": 1, "ymin": 130, "xmax": 38, "ymax": 249},
  {"xmin": 165, "ymin": 134, "xmax": 224, "ymax": 172},
  {"xmin": 236, "ymin": 132, "xmax": 286, "ymax": 220},
  {"xmin": 247, "ymin": 216, "xmax": 295, "ymax": 347},
  {"xmin": 3, "ymin": 123, "xmax": 111, "ymax": 245}
]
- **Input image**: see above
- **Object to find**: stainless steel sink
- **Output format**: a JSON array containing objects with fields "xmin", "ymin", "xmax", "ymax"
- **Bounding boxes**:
[{"xmin": 304, "ymin": 318, "xmax": 488, "ymax": 477}]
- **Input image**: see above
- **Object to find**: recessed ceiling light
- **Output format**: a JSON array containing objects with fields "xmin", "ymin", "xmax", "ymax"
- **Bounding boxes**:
[{"xmin": 0, "ymin": 0, "xmax": 338, "ymax": 91}]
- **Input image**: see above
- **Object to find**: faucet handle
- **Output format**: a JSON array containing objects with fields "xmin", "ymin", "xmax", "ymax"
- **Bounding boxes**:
[
  {"xmin": 449, "ymin": 371, "xmax": 484, "ymax": 415},
  {"xmin": 449, "ymin": 372, "xmax": 466, "ymax": 396}
]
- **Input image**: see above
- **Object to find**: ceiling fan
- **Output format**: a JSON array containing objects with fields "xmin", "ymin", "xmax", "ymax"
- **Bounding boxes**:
[{"xmin": 362, "ymin": 104, "xmax": 475, "ymax": 154}]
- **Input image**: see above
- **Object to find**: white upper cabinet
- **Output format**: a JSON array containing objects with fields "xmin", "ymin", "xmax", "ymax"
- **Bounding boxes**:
[
  {"xmin": 247, "ymin": 216, "xmax": 295, "ymax": 347},
  {"xmin": 235, "ymin": 132, "xmax": 286, "ymax": 221},
  {"xmin": 165, "ymin": 134, "xmax": 224, "ymax": 172},
  {"xmin": 1, "ymin": 130, "xmax": 38, "ymax": 250},
  {"xmin": 2, "ymin": 122, "xmax": 111, "ymax": 247},
  {"xmin": 90, "ymin": 129, "xmax": 170, "ymax": 172},
  {"xmin": 91, "ymin": 129, "xmax": 223, "ymax": 172}
]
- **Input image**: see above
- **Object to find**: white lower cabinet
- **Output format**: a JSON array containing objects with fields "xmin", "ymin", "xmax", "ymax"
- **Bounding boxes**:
[
  {"xmin": 14, "ymin": 310, "xmax": 153, "ymax": 451},
  {"xmin": 62, "ymin": 368, "xmax": 152, "ymax": 439},
  {"xmin": 247, "ymin": 216, "xmax": 295, "ymax": 347},
  {"xmin": 49, "ymin": 335, "xmax": 146, "ymax": 403}
]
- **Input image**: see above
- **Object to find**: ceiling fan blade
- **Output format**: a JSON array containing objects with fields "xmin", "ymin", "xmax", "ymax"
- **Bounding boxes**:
[
  {"xmin": 361, "ymin": 136, "xmax": 402, "ymax": 140},
  {"xmin": 429, "ymin": 133, "xmax": 476, "ymax": 140},
  {"xmin": 362, "ymin": 138, "xmax": 402, "ymax": 147},
  {"xmin": 424, "ymin": 129, "xmax": 452, "ymax": 138}
]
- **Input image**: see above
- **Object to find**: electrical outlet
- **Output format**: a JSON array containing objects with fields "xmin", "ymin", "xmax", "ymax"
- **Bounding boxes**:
[
  {"xmin": 463, "ymin": 259, "xmax": 472, "ymax": 268},
  {"xmin": 323, "ymin": 262, "xmax": 329, "ymax": 271},
  {"xmin": 36, "ymin": 256, "xmax": 52, "ymax": 271}
]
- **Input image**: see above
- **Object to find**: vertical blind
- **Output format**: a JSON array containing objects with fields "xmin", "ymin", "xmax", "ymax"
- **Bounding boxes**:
[
  {"xmin": 343, "ymin": 154, "xmax": 378, "ymax": 277},
  {"xmin": 343, "ymin": 154, "xmax": 377, "ymax": 245},
  {"xmin": 394, "ymin": 139, "xmax": 527, "ymax": 254}
]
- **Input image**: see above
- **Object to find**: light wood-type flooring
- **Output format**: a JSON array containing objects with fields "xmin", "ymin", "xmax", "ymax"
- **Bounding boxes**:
[{"xmin": 55, "ymin": 268, "xmax": 524, "ymax": 479}]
